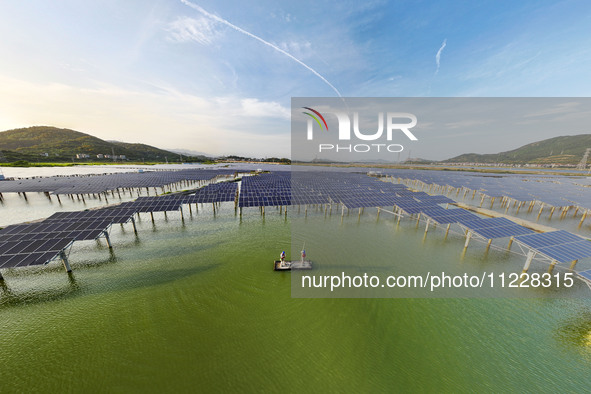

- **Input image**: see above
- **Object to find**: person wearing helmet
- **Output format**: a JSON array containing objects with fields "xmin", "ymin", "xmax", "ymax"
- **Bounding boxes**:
[{"xmin": 280, "ymin": 251, "xmax": 286, "ymax": 262}]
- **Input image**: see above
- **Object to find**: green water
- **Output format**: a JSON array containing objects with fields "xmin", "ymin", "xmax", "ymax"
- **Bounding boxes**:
[{"xmin": 2, "ymin": 205, "xmax": 591, "ymax": 392}]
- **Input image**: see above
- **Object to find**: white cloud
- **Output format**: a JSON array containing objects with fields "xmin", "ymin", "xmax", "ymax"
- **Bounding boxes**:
[
  {"xmin": 239, "ymin": 98, "xmax": 290, "ymax": 119},
  {"xmin": 166, "ymin": 16, "xmax": 220, "ymax": 45}
]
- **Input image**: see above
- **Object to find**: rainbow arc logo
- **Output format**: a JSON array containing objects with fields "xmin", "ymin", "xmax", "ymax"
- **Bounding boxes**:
[{"xmin": 302, "ymin": 107, "xmax": 328, "ymax": 131}]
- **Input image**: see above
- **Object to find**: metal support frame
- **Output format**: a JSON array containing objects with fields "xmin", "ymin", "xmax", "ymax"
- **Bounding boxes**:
[
  {"xmin": 463, "ymin": 231, "xmax": 472, "ymax": 249},
  {"xmin": 103, "ymin": 230, "xmax": 113, "ymax": 249},
  {"xmin": 130, "ymin": 217, "xmax": 138, "ymax": 235},
  {"xmin": 522, "ymin": 251, "xmax": 536, "ymax": 273},
  {"xmin": 60, "ymin": 250, "xmax": 72, "ymax": 272}
]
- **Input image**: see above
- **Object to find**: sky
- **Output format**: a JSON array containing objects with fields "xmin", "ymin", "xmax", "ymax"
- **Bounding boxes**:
[{"xmin": 0, "ymin": 0, "xmax": 590, "ymax": 159}]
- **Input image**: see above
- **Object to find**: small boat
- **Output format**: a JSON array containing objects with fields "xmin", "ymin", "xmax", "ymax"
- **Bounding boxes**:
[
  {"xmin": 274, "ymin": 244, "xmax": 312, "ymax": 270},
  {"xmin": 274, "ymin": 260, "xmax": 313, "ymax": 271}
]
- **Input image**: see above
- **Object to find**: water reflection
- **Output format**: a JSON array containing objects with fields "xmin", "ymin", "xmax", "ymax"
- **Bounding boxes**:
[
  {"xmin": 555, "ymin": 306, "xmax": 591, "ymax": 352},
  {"xmin": 0, "ymin": 273, "xmax": 81, "ymax": 309},
  {"xmin": 0, "ymin": 263, "xmax": 219, "ymax": 310}
]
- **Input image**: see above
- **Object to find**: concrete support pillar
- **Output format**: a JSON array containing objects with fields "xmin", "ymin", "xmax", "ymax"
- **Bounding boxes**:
[
  {"xmin": 131, "ymin": 217, "xmax": 138, "ymax": 235},
  {"xmin": 444, "ymin": 223, "xmax": 451, "ymax": 239},
  {"xmin": 507, "ymin": 237, "xmax": 514, "ymax": 250},
  {"xmin": 463, "ymin": 232, "xmax": 472, "ymax": 249},
  {"xmin": 103, "ymin": 231, "xmax": 113, "ymax": 249},
  {"xmin": 522, "ymin": 251, "xmax": 536, "ymax": 273},
  {"xmin": 537, "ymin": 204, "xmax": 545, "ymax": 220},
  {"xmin": 579, "ymin": 211, "xmax": 588, "ymax": 227},
  {"xmin": 60, "ymin": 251, "xmax": 72, "ymax": 273}
]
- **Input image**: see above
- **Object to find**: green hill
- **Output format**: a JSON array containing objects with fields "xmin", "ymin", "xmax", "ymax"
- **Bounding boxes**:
[
  {"xmin": 444, "ymin": 134, "xmax": 591, "ymax": 165},
  {"xmin": 0, "ymin": 126, "xmax": 209, "ymax": 163}
]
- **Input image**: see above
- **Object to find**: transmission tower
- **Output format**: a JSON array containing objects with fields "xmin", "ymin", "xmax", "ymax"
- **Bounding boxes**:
[{"xmin": 577, "ymin": 148, "xmax": 591, "ymax": 170}]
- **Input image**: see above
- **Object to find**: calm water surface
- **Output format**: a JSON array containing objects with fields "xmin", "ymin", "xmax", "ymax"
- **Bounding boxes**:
[{"xmin": 1, "ymin": 168, "xmax": 591, "ymax": 392}]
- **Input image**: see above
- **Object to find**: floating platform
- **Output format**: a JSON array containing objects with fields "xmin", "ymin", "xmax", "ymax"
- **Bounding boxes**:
[{"xmin": 274, "ymin": 260, "xmax": 313, "ymax": 271}]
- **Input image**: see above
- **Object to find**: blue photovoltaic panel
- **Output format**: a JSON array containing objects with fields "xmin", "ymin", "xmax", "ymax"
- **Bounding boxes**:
[
  {"xmin": 461, "ymin": 217, "xmax": 515, "ymax": 229},
  {"xmin": 422, "ymin": 208, "xmax": 480, "ymax": 224},
  {"xmin": 418, "ymin": 195, "xmax": 455, "ymax": 204},
  {"xmin": 0, "ymin": 237, "xmax": 74, "ymax": 268},
  {"xmin": 537, "ymin": 241, "xmax": 591, "ymax": 263},
  {"xmin": 470, "ymin": 225, "xmax": 534, "ymax": 239},
  {"xmin": 433, "ymin": 213, "xmax": 481, "ymax": 224},
  {"xmin": 419, "ymin": 206, "xmax": 452, "ymax": 216},
  {"xmin": 515, "ymin": 230, "xmax": 583, "ymax": 249}
]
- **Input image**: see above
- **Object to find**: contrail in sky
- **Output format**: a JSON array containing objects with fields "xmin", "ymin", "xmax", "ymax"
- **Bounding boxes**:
[
  {"xmin": 435, "ymin": 39, "xmax": 447, "ymax": 74},
  {"xmin": 180, "ymin": 0, "xmax": 342, "ymax": 97}
]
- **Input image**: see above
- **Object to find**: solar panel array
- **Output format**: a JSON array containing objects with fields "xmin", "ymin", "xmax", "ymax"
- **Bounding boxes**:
[
  {"xmin": 0, "ymin": 168, "xmax": 237, "ymax": 195},
  {"xmin": 189, "ymin": 182, "xmax": 237, "ymax": 203},
  {"xmin": 380, "ymin": 168, "xmax": 591, "ymax": 210},
  {"xmin": 293, "ymin": 172, "xmax": 400, "ymax": 209},
  {"xmin": 239, "ymin": 173, "xmax": 294, "ymax": 207},
  {"xmin": 0, "ymin": 204, "xmax": 140, "ymax": 269},
  {"xmin": 515, "ymin": 230, "xmax": 591, "ymax": 263},
  {"xmin": 459, "ymin": 217, "xmax": 535, "ymax": 239},
  {"xmin": 234, "ymin": 171, "xmax": 467, "ymax": 214},
  {"xmin": 46, "ymin": 209, "xmax": 136, "ymax": 224},
  {"xmin": 0, "ymin": 219, "xmax": 112, "ymax": 243},
  {"xmin": 237, "ymin": 172, "xmax": 451, "ymax": 209},
  {"xmin": 514, "ymin": 230, "xmax": 582, "ymax": 249},
  {"xmin": 0, "ymin": 238, "xmax": 74, "ymax": 269},
  {"xmin": 118, "ymin": 196, "xmax": 184, "ymax": 213},
  {"xmin": 420, "ymin": 207, "xmax": 481, "ymax": 224}
]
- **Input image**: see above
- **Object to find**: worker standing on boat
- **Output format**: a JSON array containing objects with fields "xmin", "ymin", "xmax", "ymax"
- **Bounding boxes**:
[
  {"xmin": 301, "ymin": 249, "xmax": 306, "ymax": 262},
  {"xmin": 280, "ymin": 251, "xmax": 286, "ymax": 262}
]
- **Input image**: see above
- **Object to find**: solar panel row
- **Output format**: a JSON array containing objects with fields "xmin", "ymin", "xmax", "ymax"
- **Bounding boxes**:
[
  {"xmin": 0, "ymin": 205, "xmax": 135, "ymax": 269},
  {"xmin": 514, "ymin": 230, "xmax": 591, "ymax": 264},
  {"xmin": 458, "ymin": 217, "xmax": 535, "ymax": 239},
  {"xmin": 0, "ymin": 168, "xmax": 238, "ymax": 194},
  {"xmin": 0, "ymin": 238, "xmax": 74, "ymax": 268},
  {"xmin": 380, "ymin": 168, "xmax": 591, "ymax": 211}
]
